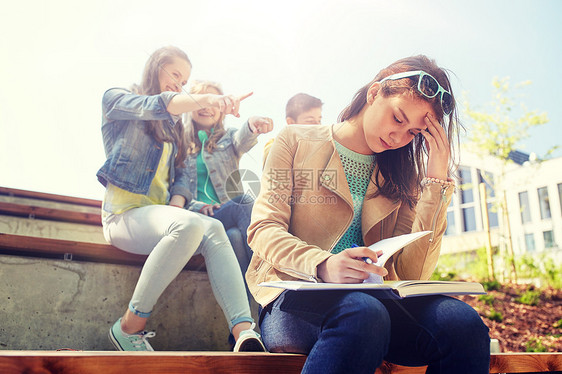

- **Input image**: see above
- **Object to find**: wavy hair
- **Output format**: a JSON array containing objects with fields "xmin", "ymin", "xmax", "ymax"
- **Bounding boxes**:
[
  {"xmin": 338, "ymin": 55, "xmax": 460, "ymax": 208},
  {"xmin": 185, "ymin": 80, "xmax": 227, "ymax": 154},
  {"xmin": 132, "ymin": 46, "xmax": 191, "ymax": 168}
]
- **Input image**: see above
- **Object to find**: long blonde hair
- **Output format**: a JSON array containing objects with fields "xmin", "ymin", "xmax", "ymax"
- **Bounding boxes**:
[{"xmin": 185, "ymin": 80, "xmax": 227, "ymax": 154}]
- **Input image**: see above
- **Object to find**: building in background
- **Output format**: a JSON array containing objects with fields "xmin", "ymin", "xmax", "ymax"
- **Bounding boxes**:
[{"xmin": 442, "ymin": 148, "xmax": 562, "ymax": 265}]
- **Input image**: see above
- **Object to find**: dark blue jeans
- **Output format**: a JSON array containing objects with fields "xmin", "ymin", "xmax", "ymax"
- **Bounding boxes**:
[
  {"xmin": 211, "ymin": 194, "xmax": 254, "ymax": 276},
  {"xmin": 260, "ymin": 290, "xmax": 490, "ymax": 374}
]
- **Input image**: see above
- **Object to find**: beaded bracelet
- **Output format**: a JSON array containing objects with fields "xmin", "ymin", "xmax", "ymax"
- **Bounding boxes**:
[{"xmin": 421, "ymin": 177, "xmax": 455, "ymax": 187}]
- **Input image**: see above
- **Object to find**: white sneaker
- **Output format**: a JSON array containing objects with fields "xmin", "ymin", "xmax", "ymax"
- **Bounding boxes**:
[{"xmin": 233, "ymin": 323, "xmax": 266, "ymax": 352}]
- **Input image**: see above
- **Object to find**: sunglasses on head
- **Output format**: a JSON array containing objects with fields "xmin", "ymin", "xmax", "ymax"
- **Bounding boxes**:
[{"xmin": 378, "ymin": 70, "xmax": 453, "ymax": 116}]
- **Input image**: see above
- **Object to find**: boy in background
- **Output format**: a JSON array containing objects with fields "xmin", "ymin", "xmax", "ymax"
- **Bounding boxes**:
[{"xmin": 263, "ymin": 93, "xmax": 323, "ymax": 165}]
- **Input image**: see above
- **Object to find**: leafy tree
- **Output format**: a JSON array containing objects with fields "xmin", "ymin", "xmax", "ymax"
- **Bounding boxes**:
[
  {"xmin": 462, "ymin": 77, "xmax": 553, "ymax": 282},
  {"xmin": 464, "ymin": 77, "xmax": 551, "ymax": 162}
]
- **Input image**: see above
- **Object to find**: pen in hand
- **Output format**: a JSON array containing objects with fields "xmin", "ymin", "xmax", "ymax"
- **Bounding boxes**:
[{"xmin": 351, "ymin": 243, "xmax": 374, "ymax": 265}]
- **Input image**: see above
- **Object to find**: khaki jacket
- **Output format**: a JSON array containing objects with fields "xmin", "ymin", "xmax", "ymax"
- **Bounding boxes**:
[{"xmin": 247, "ymin": 125, "xmax": 454, "ymax": 307}]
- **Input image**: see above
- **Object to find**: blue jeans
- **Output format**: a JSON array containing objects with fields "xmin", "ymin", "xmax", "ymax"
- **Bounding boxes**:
[
  {"xmin": 260, "ymin": 290, "xmax": 490, "ymax": 374},
  {"xmin": 102, "ymin": 204, "xmax": 254, "ymax": 330},
  {"xmin": 211, "ymin": 194, "xmax": 254, "ymax": 277}
]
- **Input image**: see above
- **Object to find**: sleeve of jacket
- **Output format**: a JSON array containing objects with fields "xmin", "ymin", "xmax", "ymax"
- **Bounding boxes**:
[
  {"xmin": 230, "ymin": 121, "xmax": 259, "ymax": 157},
  {"xmin": 391, "ymin": 182, "xmax": 454, "ymax": 280},
  {"xmin": 170, "ymin": 162, "xmax": 193, "ymax": 205},
  {"xmin": 247, "ymin": 127, "xmax": 332, "ymax": 281},
  {"xmin": 186, "ymin": 199, "xmax": 209, "ymax": 212},
  {"xmin": 102, "ymin": 88, "xmax": 180, "ymax": 123}
]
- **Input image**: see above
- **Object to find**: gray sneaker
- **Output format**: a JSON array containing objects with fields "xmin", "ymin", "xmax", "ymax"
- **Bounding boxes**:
[
  {"xmin": 233, "ymin": 323, "xmax": 266, "ymax": 352},
  {"xmin": 108, "ymin": 318, "xmax": 155, "ymax": 351}
]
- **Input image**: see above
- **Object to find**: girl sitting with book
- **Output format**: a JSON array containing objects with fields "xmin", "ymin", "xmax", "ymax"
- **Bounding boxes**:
[{"xmin": 246, "ymin": 55, "xmax": 490, "ymax": 373}]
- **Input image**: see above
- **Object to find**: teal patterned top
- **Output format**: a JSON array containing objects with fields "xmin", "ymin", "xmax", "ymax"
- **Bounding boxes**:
[{"xmin": 331, "ymin": 141, "xmax": 376, "ymax": 254}]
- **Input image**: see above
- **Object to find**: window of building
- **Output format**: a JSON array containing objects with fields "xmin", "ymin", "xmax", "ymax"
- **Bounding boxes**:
[
  {"xmin": 445, "ymin": 211, "xmax": 456, "ymax": 236},
  {"xmin": 525, "ymin": 233, "xmax": 536, "ymax": 252},
  {"xmin": 543, "ymin": 230, "xmax": 554, "ymax": 248},
  {"xmin": 537, "ymin": 186, "xmax": 551, "ymax": 220},
  {"xmin": 487, "ymin": 203, "xmax": 499, "ymax": 227},
  {"xmin": 459, "ymin": 166, "xmax": 473, "ymax": 203},
  {"xmin": 558, "ymin": 183, "xmax": 562, "ymax": 216},
  {"xmin": 519, "ymin": 191, "xmax": 531, "ymax": 224},
  {"xmin": 458, "ymin": 167, "xmax": 477, "ymax": 232},
  {"xmin": 478, "ymin": 170, "xmax": 495, "ymax": 197},
  {"xmin": 478, "ymin": 170, "xmax": 498, "ymax": 228},
  {"xmin": 462, "ymin": 207, "xmax": 477, "ymax": 232}
]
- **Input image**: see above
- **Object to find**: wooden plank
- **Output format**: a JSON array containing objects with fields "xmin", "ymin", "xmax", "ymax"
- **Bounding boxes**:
[
  {"xmin": 0, "ymin": 201, "xmax": 102, "ymax": 226},
  {"xmin": 1, "ymin": 351, "xmax": 305, "ymax": 374},
  {"xmin": 0, "ymin": 187, "xmax": 102, "ymax": 208},
  {"xmin": 0, "ymin": 351, "xmax": 559, "ymax": 374},
  {"xmin": 376, "ymin": 362, "xmax": 426, "ymax": 374},
  {"xmin": 489, "ymin": 352, "xmax": 562, "ymax": 373},
  {"xmin": 0, "ymin": 233, "xmax": 206, "ymax": 271}
]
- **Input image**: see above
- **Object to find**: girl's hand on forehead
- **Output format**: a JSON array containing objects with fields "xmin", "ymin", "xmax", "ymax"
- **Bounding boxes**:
[{"xmin": 422, "ymin": 113, "xmax": 450, "ymax": 181}]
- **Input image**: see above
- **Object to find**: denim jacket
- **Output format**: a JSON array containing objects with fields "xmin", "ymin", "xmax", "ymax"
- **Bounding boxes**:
[
  {"xmin": 96, "ymin": 88, "xmax": 192, "ymax": 203},
  {"xmin": 184, "ymin": 123, "xmax": 258, "ymax": 211}
]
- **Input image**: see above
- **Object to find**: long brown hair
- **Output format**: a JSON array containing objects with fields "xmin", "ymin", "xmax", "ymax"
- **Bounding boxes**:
[
  {"xmin": 338, "ymin": 55, "xmax": 460, "ymax": 208},
  {"xmin": 185, "ymin": 80, "xmax": 227, "ymax": 154},
  {"xmin": 132, "ymin": 46, "xmax": 191, "ymax": 168}
]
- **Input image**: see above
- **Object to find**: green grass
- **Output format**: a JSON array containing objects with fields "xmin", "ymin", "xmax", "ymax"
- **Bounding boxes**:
[
  {"xmin": 516, "ymin": 289, "xmax": 541, "ymax": 306},
  {"xmin": 486, "ymin": 308, "xmax": 504, "ymax": 322},
  {"xmin": 525, "ymin": 337, "xmax": 549, "ymax": 352},
  {"xmin": 478, "ymin": 294, "xmax": 495, "ymax": 306}
]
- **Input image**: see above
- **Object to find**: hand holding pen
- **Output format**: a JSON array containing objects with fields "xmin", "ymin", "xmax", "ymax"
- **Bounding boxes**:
[
  {"xmin": 317, "ymin": 245, "xmax": 388, "ymax": 284},
  {"xmin": 351, "ymin": 243, "xmax": 375, "ymax": 265}
]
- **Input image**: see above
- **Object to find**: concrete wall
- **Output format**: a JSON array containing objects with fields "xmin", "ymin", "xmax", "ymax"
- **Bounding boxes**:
[
  {"xmin": 0, "ymin": 254, "xmax": 256, "ymax": 351},
  {"xmin": 0, "ymin": 191, "xmax": 258, "ymax": 351}
]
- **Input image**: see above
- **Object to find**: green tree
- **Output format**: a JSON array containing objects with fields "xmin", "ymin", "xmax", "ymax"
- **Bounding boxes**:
[
  {"xmin": 463, "ymin": 77, "xmax": 553, "ymax": 283},
  {"xmin": 464, "ymin": 77, "xmax": 551, "ymax": 162}
]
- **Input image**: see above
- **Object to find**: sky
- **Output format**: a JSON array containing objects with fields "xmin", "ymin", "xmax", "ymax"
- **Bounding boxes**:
[{"xmin": 1, "ymin": 0, "xmax": 561, "ymax": 200}]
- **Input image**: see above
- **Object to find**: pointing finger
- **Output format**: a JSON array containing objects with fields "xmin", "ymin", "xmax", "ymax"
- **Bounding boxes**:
[{"xmin": 238, "ymin": 92, "xmax": 254, "ymax": 102}]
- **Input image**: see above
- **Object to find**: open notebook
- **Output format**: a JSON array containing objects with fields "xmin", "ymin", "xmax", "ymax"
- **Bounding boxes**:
[
  {"xmin": 259, "ymin": 279, "xmax": 486, "ymax": 299},
  {"xmin": 360, "ymin": 231, "xmax": 432, "ymax": 284},
  {"xmin": 258, "ymin": 231, "xmax": 485, "ymax": 298}
]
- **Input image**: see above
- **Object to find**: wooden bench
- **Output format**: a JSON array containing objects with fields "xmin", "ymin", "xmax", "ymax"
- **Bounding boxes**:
[
  {"xmin": 0, "ymin": 201, "xmax": 102, "ymax": 226},
  {"xmin": 0, "ymin": 187, "xmax": 102, "ymax": 208},
  {"xmin": 0, "ymin": 186, "xmax": 205, "ymax": 269},
  {"xmin": 0, "ymin": 233, "xmax": 206, "ymax": 269},
  {"xmin": 0, "ymin": 351, "xmax": 560, "ymax": 374},
  {"xmin": 0, "ymin": 186, "xmax": 230, "ymax": 351},
  {"xmin": 2, "ymin": 187, "xmax": 561, "ymax": 372}
]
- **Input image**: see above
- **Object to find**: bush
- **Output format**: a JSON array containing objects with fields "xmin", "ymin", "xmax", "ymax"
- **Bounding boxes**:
[
  {"xmin": 486, "ymin": 308, "xmax": 503, "ymax": 322},
  {"xmin": 431, "ymin": 271, "xmax": 457, "ymax": 281},
  {"xmin": 478, "ymin": 294, "xmax": 495, "ymax": 306},
  {"xmin": 516, "ymin": 254, "xmax": 562, "ymax": 289},
  {"xmin": 525, "ymin": 337, "xmax": 549, "ymax": 352},
  {"xmin": 482, "ymin": 279, "xmax": 502, "ymax": 291},
  {"xmin": 516, "ymin": 289, "xmax": 541, "ymax": 306},
  {"xmin": 431, "ymin": 246, "xmax": 490, "ymax": 281}
]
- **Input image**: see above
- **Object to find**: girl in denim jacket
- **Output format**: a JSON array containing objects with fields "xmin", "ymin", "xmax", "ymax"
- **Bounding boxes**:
[
  {"xmin": 97, "ymin": 46, "xmax": 264, "ymax": 352},
  {"xmin": 183, "ymin": 81, "xmax": 273, "ymax": 281}
]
